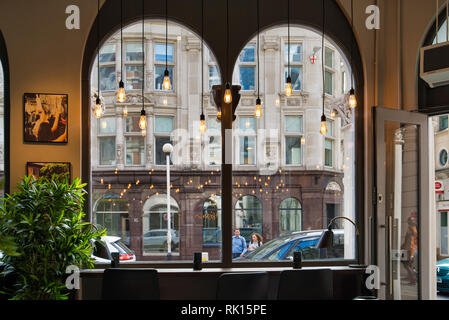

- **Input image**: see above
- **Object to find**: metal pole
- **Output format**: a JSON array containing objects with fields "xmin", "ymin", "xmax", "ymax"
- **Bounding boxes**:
[{"xmin": 166, "ymin": 152, "xmax": 172, "ymax": 259}]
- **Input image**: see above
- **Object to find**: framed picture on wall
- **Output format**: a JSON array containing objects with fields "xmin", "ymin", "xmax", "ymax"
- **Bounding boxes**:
[
  {"xmin": 23, "ymin": 93, "xmax": 68, "ymax": 143},
  {"xmin": 26, "ymin": 162, "xmax": 71, "ymax": 183}
]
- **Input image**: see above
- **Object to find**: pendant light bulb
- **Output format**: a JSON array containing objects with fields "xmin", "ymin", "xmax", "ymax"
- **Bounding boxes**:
[
  {"xmin": 123, "ymin": 105, "xmax": 128, "ymax": 117},
  {"xmin": 163, "ymin": 69, "xmax": 171, "ymax": 90},
  {"xmin": 255, "ymin": 98, "xmax": 262, "ymax": 118},
  {"xmin": 320, "ymin": 114, "xmax": 328, "ymax": 135},
  {"xmin": 285, "ymin": 76, "xmax": 293, "ymax": 96},
  {"xmin": 349, "ymin": 88, "xmax": 357, "ymax": 108},
  {"xmin": 117, "ymin": 80, "xmax": 126, "ymax": 102},
  {"xmin": 217, "ymin": 107, "xmax": 222, "ymax": 121},
  {"xmin": 94, "ymin": 97, "xmax": 103, "ymax": 119},
  {"xmin": 139, "ymin": 109, "xmax": 147, "ymax": 130},
  {"xmin": 199, "ymin": 114, "xmax": 207, "ymax": 133},
  {"xmin": 224, "ymin": 83, "xmax": 232, "ymax": 104}
]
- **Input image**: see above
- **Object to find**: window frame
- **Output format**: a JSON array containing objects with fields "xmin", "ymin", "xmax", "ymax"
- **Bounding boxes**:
[
  {"xmin": 236, "ymin": 115, "xmax": 258, "ymax": 168},
  {"xmin": 324, "ymin": 119, "xmax": 335, "ymax": 169},
  {"xmin": 153, "ymin": 115, "xmax": 175, "ymax": 167},
  {"xmin": 97, "ymin": 116, "xmax": 117, "ymax": 167},
  {"xmin": 324, "ymin": 46, "xmax": 335, "ymax": 97},
  {"xmin": 283, "ymin": 114, "xmax": 304, "ymax": 167},
  {"xmin": 153, "ymin": 41, "xmax": 176, "ymax": 92},
  {"xmin": 236, "ymin": 43, "xmax": 257, "ymax": 92},
  {"xmin": 283, "ymin": 39, "xmax": 304, "ymax": 94},
  {"xmin": 124, "ymin": 40, "xmax": 145, "ymax": 91},
  {"xmin": 123, "ymin": 116, "xmax": 146, "ymax": 167}
]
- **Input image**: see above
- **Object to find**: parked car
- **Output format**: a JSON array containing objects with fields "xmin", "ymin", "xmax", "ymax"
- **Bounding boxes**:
[
  {"xmin": 235, "ymin": 229, "xmax": 345, "ymax": 261},
  {"xmin": 143, "ymin": 229, "xmax": 179, "ymax": 252},
  {"xmin": 437, "ymin": 258, "xmax": 449, "ymax": 293},
  {"xmin": 91, "ymin": 236, "xmax": 136, "ymax": 264}
]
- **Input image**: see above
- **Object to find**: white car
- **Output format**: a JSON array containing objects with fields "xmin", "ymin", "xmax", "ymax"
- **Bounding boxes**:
[
  {"xmin": 91, "ymin": 236, "xmax": 136, "ymax": 264},
  {"xmin": 143, "ymin": 229, "xmax": 179, "ymax": 252}
]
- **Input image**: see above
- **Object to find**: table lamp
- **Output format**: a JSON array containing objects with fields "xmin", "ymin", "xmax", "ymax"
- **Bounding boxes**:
[{"xmin": 315, "ymin": 216, "xmax": 367, "ymax": 268}]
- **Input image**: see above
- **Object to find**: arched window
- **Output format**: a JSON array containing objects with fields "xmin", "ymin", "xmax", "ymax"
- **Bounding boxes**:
[
  {"xmin": 94, "ymin": 195, "xmax": 130, "ymax": 245},
  {"xmin": 143, "ymin": 194, "xmax": 179, "ymax": 254},
  {"xmin": 234, "ymin": 195, "xmax": 263, "ymax": 243},
  {"xmin": 203, "ymin": 195, "xmax": 222, "ymax": 246},
  {"xmin": 279, "ymin": 198, "xmax": 302, "ymax": 236}
]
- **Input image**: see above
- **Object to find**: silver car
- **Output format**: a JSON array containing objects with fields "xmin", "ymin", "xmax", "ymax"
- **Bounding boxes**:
[{"xmin": 143, "ymin": 229, "xmax": 179, "ymax": 252}]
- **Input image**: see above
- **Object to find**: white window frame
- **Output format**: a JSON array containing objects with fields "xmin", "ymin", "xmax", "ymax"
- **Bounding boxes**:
[
  {"xmin": 324, "ymin": 46, "xmax": 335, "ymax": 97},
  {"xmin": 124, "ymin": 40, "xmax": 145, "ymax": 91},
  {"xmin": 236, "ymin": 115, "xmax": 257, "ymax": 168},
  {"xmin": 153, "ymin": 41, "xmax": 176, "ymax": 92},
  {"xmin": 153, "ymin": 115, "xmax": 175, "ymax": 167},
  {"xmin": 283, "ymin": 39, "xmax": 304, "ymax": 94},
  {"xmin": 324, "ymin": 119, "xmax": 335, "ymax": 169},
  {"xmin": 99, "ymin": 42, "xmax": 117, "ymax": 92},
  {"xmin": 236, "ymin": 43, "xmax": 257, "ymax": 92},
  {"xmin": 123, "ymin": 114, "xmax": 146, "ymax": 167},
  {"xmin": 282, "ymin": 114, "xmax": 304, "ymax": 168},
  {"xmin": 97, "ymin": 116, "xmax": 117, "ymax": 167}
]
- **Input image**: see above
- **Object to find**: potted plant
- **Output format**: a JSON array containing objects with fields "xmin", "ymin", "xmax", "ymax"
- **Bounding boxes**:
[{"xmin": 0, "ymin": 175, "xmax": 104, "ymax": 300}]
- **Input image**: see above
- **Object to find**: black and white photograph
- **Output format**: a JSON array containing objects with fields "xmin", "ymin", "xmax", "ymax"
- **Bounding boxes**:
[{"xmin": 23, "ymin": 93, "xmax": 68, "ymax": 143}]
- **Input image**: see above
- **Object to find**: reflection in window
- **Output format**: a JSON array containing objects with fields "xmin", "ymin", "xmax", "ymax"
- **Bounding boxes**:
[
  {"xmin": 234, "ymin": 195, "xmax": 263, "ymax": 243},
  {"xmin": 285, "ymin": 43, "xmax": 302, "ymax": 63},
  {"xmin": 125, "ymin": 136, "xmax": 145, "ymax": 165},
  {"xmin": 284, "ymin": 66, "xmax": 302, "ymax": 91},
  {"xmin": 126, "ymin": 43, "xmax": 143, "ymax": 61},
  {"xmin": 99, "ymin": 137, "xmax": 116, "ymax": 166},
  {"xmin": 154, "ymin": 43, "xmax": 174, "ymax": 63},
  {"xmin": 280, "ymin": 198, "xmax": 302, "ymax": 236},
  {"xmin": 155, "ymin": 66, "xmax": 174, "ymax": 90},
  {"xmin": 143, "ymin": 194, "xmax": 179, "ymax": 254},
  {"xmin": 440, "ymin": 116, "xmax": 448, "ymax": 131},
  {"xmin": 125, "ymin": 65, "xmax": 143, "ymax": 90},
  {"xmin": 100, "ymin": 66, "xmax": 116, "ymax": 91},
  {"xmin": 203, "ymin": 196, "xmax": 222, "ymax": 246},
  {"xmin": 94, "ymin": 195, "xmax": 130, "ymax": 245}
]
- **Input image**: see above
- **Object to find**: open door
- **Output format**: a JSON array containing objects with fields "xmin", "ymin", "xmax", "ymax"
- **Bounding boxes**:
[{"xmin": 374, "ymin": 107, "xmax": 435, "ymax": 300}]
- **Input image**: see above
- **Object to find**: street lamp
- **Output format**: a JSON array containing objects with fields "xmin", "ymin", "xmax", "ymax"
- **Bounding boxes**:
[{"xmin": 163, "ymin": 143, "xmax": 174, "ymax": 260}]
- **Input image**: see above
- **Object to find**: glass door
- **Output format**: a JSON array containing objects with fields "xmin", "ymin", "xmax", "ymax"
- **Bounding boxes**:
[{"xmin": 375, "ymin": 107, "xmax": 433, "ymax": 300}]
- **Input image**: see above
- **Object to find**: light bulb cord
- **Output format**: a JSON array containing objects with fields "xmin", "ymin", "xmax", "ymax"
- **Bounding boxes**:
[
  {"xmin": 322, "ymin": 0, "xmax": 325, "ymax": 116},
  {"xmin": 226, "ymin": 0, "xmax": 230, "ymax": 83},
  {"xmin": 257, "ymin": 0, "xmax": 260, "ymax": 99},
  {"xmin": 287, "ymin": 0, "xmax": 290, "ymax": 78},
  {"xmin": 142, "ymin": 0, "xmax": 145, "ymax": 111},
  {"xmin": 166, "ymin": 0, "xmax": 168, "ymax": 71},
  {"xmin": 201, "ymin": 0, "xmax": 204, "ymax": 116},
  {"xmin": 351, "ymin": 0, "xmax": 354, "ymax": 90},
  {"xmin": 97, "ymin": 0, "xmax": 100, "ymax": 99}
]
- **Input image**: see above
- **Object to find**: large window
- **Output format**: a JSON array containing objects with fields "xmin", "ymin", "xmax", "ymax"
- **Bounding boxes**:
[
  {"xmin": 143, "ymin": 194, "xmax": 179, "ymax": 255},
  {"xmin": 99, "ymin": 44, "xmax": 116, "ymax": 91},
  {"xmin": 324, "ymin": 47, "xmax": 334, "ymax": 95},
  {"xmin": 94, "ymin": 195, "xmax": 130, "ymax": 245},
  {"xmin": 90, "ymin": 21, "xmax": 356, "ymax": 266},
  {"xmin": 279, "ymin": 198, "xmax": 302, "ymax": 236},
  {"xmin": 234, "ymin": 195, "xmax": 263, "ymax": 244}
]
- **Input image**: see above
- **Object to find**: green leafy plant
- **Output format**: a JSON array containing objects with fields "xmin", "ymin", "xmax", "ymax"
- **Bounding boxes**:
[{"xmin": 0, "ymin": 175, "xmax": 104, "ymax": 300}]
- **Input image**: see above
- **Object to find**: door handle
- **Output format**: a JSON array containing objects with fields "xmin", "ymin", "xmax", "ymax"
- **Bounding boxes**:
[{"xmin": 378, "ymin": 193, "xmax": 384, "ymax": 204}]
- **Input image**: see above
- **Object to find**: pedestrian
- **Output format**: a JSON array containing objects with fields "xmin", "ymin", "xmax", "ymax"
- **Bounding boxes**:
[
  {"xmin": 247, "ymin": 233, "xmax": 263, "ymax": 252},
  {"xmin": 401, "ymin": 213, "xmax": 418, "ymax": 285},
  {"xmin": 232, "ymin": 228, "xmax": 247, "ymax": 259}
]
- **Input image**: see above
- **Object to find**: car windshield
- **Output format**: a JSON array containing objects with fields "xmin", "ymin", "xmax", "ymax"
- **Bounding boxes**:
[
  {"xmin": 111, "ymin": 240, "xmax": 133, "ymax": 254},
  {"xmin": 244, "ymin": 233, "xmax": 306, "ymax": 260}
]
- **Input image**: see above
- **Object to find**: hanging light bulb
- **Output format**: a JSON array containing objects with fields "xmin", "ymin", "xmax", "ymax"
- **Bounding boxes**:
[
  {"xmin": 320, "ymin": 114, "xmax": 328, "ymax": 135},
  {"xmin": 94, "ymin": 97, "xmax": 103, "ymax": 119},
  {"xmin": 255, "ymin": 98, "xmax": 262, "ymax": 118},
  {"xmin": 217, "ymin": 107, "xmax": 222, "ymax": 121},
  {"xmin": 285, "ymin": 76, "xmax": 293, "ymax": 96},
  {"xmin": 117, "ymin": 80, "xmax": 126, "ymax": 102},
  {"xmin": 224, "ymin": 82, "xmax": 232, "ymax": 104},
  {"xmin": 349, "ymin": 88, "xmax": 357, "ymax": 108},
  {"xmin": 139, "ymin": 108, "xmax": 147, "ymax": 130},
  {"xmin": 163, "ymin": 69, "xmax": 171, "ymax": 90},
  {"xmin": 123, "ymin": 105, "xmax": 128, "ymax": 117},
  {"xmin": 199, "ymin": 114, "xmax": 207, "ymax": 133}
]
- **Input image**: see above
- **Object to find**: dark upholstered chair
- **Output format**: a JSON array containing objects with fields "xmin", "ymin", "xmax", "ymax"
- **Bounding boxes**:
[
  {"xmin": 216, "ymin": 272, "xmax": 269, "ymax": 300},
  {"xmin": 277, "ymin": 269, "xmax": 333, "ymax": 300},
  {"xmin": 101, "ymin": 268, "xmax": 160, "ymax": 300}
]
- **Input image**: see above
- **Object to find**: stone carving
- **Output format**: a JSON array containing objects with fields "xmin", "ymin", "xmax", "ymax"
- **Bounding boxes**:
[
  {"xmin": 329, "ymin": 93, "xmax": 353, "ymax": 126},
  {"xmin": 326, "ymin": 181, "xmax": 342, "ymax": 191},
  {"xmin": 116, "ymin": 144, "xmax": 123, "ymax": 162},
  {"xmin": 146, "ymin": 144, "xmax": 153, "ymax": 163}
]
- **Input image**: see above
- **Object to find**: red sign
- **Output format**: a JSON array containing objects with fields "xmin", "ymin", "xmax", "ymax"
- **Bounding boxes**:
[{"xmin": 436, "ymin": 181, "xmax": 444, "ymax": 194}]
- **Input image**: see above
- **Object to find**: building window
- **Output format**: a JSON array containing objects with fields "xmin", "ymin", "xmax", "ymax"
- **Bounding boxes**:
[
  {"xmin": 94, "ymin": 195, "xmax": 130, "ymax": 246},
  {"xmin": 99, "ymin": 43, "xmax": 116, "ymax": 91},
  {"xmin": 98, "ymin": 117, "xmax": 116, "ymax": 166},
  {"xmin": 238, "ymin": 117, "xmax": 256, "ymax": 165},
  {"xmin": 124, "ymin": 115, "xmax": 145, "ymax": 166},
  {"xmin": 207, "ymin": 116, "xmax": 221, "ymax": 166},
  {"xmin": 279, "ymin": 198, "xmax": 302, "ymax": 236},
  {"xmin": 285, "ymin": 116, "xmax": 303, "ymax": 165},
  {"xmin": 324, "ymin": 120, "xmax": 334, "ymax": 168},
  {"xmin": 324, "ymin": 47, "xmax": 334, "ymax": 95},
  {"xmin": 154, "ymin": 43, "xmax": 174, "ymax": 91},
  {"xmin": 341, "ymin": 71, "xmax": 347, "ymax": 95},
  {"xmin": 237, "ymin": 44, "xmax": 256, "ymax": 91},
  {"xmin": 234, "ymin": 195, "xmax": 263, "ymax": 244},
  {"xmin": 439, "ymin": 116, "xmax": 449, "ymax": 131},
  {"xmin": 440, "ymin": 149, "xmax": 448, "ymax": 167},
  {"xmin": 208, "ymin": 51, "xmax": 221, "ymax": 89},
  {"xmin": 125, "ymin": 42, "xmax": 143, "ymax": 90},
  {"xmin": 154, "ymin": 116, "xmax": 174, "ymax": 165},
  {"xmin": 143, "ymin": 194, "xmax": 179, "ymax": 254},
  {"xmin": 441, "ymin": 212, "xmax": 448, "ymax": 255},
  {"xmin": 284, "ymin": 43, "xmax": 303, "ymax": 92},
  {"xmin": 203, "ymin": 195, "xmax": 222, "ymax": 246}
]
